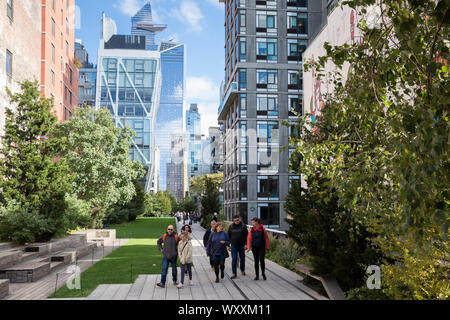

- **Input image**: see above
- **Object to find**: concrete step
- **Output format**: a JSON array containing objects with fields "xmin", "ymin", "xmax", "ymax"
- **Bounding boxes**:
[
  {"xmin": 0, "ymin": 261, "xmax": 51, "ymax": 283},
  {"xmin": 50, "ymin": 261, "xmax": 67, "ymax": 271},
  {"xmin": 0, "ymin": 250, "xmax": 23, "ymax": 270},
  {"xmin": 0, "ymin": 279, "xmax": 9, "ymax": 299},
  {"xmin": 0, "ymin": 243, "xmax": 14, "ymax": 252}
]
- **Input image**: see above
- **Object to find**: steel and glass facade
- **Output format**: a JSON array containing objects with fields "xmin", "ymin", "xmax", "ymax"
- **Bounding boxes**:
[
  {"xmin": 96, "ymin": 13, "xmax": 162, "ymax": 192},
  {"xmin": 186, "ymin": 104, "xmax": 203, "ymax": 180},
  {"xmin": 158, "ymin": 41, "xmax": 185, "ymax": 191}
]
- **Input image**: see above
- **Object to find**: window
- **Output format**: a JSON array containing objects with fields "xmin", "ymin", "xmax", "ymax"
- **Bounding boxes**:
[
  {"xmin": 66, "ymin": 41, "xmax": 69, "ymax": 57},
  {"xmin": 69, "ymin": 90, "xmax": 72, "ymax": 105},
  {"xmin": 69, "ymin": 68, "xmax": 73, "ymax": 85},
  {"xmin": 240, "ymin": 94, "xmax": 247, "ymax": 118},
  {"xmin": 257, "ymin": 147, "xmax": 279, "ymax": 172},
  {"xmin": 7, "ymin": 0, "xmax": 13, "ymax": 20},
  {"xmin": 287, "ymin": 0, "xmax": 307, "ymax": 7},
  {"xmin": 52, "ymin": 0, "xmax": 55, "ymax": 10},
  {"xmin": 257, "ymin": 38, "xmax": 277, "ymax": 62},
  {"xmin": 288, "ymin": 39, "xmax": 308, "ymax": 62},
  {"xmin": 51, "ymin": 70, "xmax": 55, "ymax": 85},
  {"xmin": 51, "ymin": 44, "xmax": 55, "ymax": 62},
  {"xmin": 258, "ymin": 203, "xmax": 280, "ymax": 228},
  {"xmin": 256, "ymin": 11, "xmax": 277, "ymax": 33},
  {"xmin": 287, "ymin": 12, "xmax": 308, "ymax": 35},
  {"xmin": 258, "ymin": 176, "xmax": 279, "ymax": 200},
  {"xmin": 239, "ymin": 203, "xmax": 248, "ymax": 225},
  {"xmin": 257, "ymin": 94, "xmax": 278, "ymax": 117},
  {"xmin": 289, "ymin": 95, "xmax": 303, "ymax": 117},
  {"xmin": 6, "ymin": 50, "xmax": 12, "ymax": 76},
  {"xmin": 51, "ymin": 19, "xmax": 55, "ymax": 36},
  {"xmin": 238, "ymin": 69, "xmax": 247, "ymax": 90},
  {"xmin": 257, "ymin": 121, "xmax": 279, "ymax": 144},
  {"xmin": 66, "ymin": 0, "xmax": 69, "ymax": 9},
  {"xmin": 240, "ymin": 120, "xmax": 247, "ymax": 145},
  {"xmin": 288, "ymin": 70, "xmax": 303, "ymax": 89},
  {"xmin": 240, "ymin": 176, "xmax": 247, "ymax": 200},
  {"xmin": 239, "ymin": 37, "xmax": 246, "ymax": 62},
  {"xmin": 289, "ymin": 176, "xmax": 301, "ymax": 190},
  {"xmin": 66, "ymin": 18, "xmax": 69, "ymax": 34},
  {"xmin": 257, "ymin": 69, "xmax": 278, "ymax": 90},
  {"xmin": 239, "ymin": 10, "xmax": 246, "ymax": 34}
]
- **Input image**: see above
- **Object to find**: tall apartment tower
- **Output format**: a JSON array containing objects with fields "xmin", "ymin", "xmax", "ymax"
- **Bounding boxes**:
[
  {"xmin": 0, "ymin": 0, "xmax": 41, "ymax": 137},
  {"xmin": 41, "ymin": 0, "xmax": 79, "ymax": 121},
  {"xmin": 217, "ymin": 0, "xmax": 325, "ymax": 229},
  {"xmin": 167, "ymin": 133, "xmax": 188, "ymax": 202},
  {"xmin": 75, "ymin": 40, "xmax": 97, "ymax": 108}
]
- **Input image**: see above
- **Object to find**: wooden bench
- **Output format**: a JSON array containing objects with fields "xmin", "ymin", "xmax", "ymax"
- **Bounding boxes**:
[{"xmin": 295, "ymin": 264, "xmax": 346, "ymax": 300}]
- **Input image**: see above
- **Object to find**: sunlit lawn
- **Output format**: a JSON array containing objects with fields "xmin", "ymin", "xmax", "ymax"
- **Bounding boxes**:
[{"xmin": 50, "ymin": 217, "xmax": 176, "ymax": 298}]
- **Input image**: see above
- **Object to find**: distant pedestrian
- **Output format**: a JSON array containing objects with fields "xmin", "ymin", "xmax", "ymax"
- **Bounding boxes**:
[
  {"xmin": 177, "ymin": 232, "xmax": 194, "ymax": 288},
  {"xmin": 246, "ymin": 218, "xmax": 270, "ymax": 281},
  {"xmin": 203, "ymin": 220, "xmax": 217, "ymax": 269},
  {"xmin": 206, "ymin": 222, "xmax": 230, "ymax": 283},
  {"xmin": 228, "ymin": 215, "xmax": 248, "ymax": 279},
  {"xmin": 156, "ymin": 225, "xmax": 179, "ymax": 288},
  {"xmin": 211, "ymin": 212, "xmax": 218, "ymax": 222}
]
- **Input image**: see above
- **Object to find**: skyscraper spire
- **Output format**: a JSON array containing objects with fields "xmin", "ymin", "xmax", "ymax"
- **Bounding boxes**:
[{"xmin": 131, "ymin": 1, "xmax": 167, "ymax": 50}]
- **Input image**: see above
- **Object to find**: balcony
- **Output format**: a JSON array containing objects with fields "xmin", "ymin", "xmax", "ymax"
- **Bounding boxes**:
[{"xmin": 218, "ymin": 81, "xmax": 238, "ymax": 121}]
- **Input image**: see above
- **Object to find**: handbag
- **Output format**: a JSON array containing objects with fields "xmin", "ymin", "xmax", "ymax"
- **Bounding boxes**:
[{"xmin": 223, "ymin": 245, "xmax": 229, "ymax": 259}]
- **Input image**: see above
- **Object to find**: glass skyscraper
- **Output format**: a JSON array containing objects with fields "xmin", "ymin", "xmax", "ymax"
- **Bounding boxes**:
[
  {"xmin": 131, "ymin": 2, "xmax": 185, "ymax": 192},
  {"xmin": 186, "ymin": 104, "xmax": 202, "ymax": 180},
  {"xmin": 96, "ymin": 12, "xmax": 162, "ymax": 192}
]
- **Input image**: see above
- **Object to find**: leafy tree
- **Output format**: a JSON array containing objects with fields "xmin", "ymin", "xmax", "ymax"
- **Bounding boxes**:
[
  {"xmin": 49, "ymin": 107, "xmax": 145, "ymax": 228},
  {"xmin": 285, "ymin": 176, "xmax": 383, "ymax": 292},
  {"xmin": 189, "ymin": 172, "xmax": 223, "ymax": 196},
  {"xmin": 105, "ymin": 180, "xmax": 146, "ymax": 224},
  {"xmin": 200, "ymin": 177, "xmax": 221, "ymax": 222},
  {"xmin": 153, "ymin": 191, "xmax": 172, "ymax": 216},
  {"xmin": 293, "ymin": 0, "xmax": 449, "ymax": 299},
  {"xmin": 181, "ymin": 196, "xmax": 196, "ymax": 214},
  {"xmin": 0, "ymin": 81, "xmax": 74, "ymax": 242}
]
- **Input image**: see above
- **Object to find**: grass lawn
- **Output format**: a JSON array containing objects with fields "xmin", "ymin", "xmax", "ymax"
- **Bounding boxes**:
[{"xmin": 50, "ymin": 217, "xmax": 176, "ymax": 298}]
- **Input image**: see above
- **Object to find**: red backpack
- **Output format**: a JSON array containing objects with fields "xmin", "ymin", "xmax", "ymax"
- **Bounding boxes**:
[{"xmin": 162, "ymin": 233, "xmax": 179, "ymax": 243}]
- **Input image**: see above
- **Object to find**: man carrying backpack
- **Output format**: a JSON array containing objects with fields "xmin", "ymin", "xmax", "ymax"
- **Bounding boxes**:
[{"xmin": 156, "ymin": 225, "xmax": 179, "ymax": 288}]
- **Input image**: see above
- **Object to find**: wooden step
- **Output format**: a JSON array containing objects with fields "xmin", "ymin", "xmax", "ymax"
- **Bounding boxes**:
[{"xmin": 0, "ymin": 250, "xmax": 23, "ymax": 270}]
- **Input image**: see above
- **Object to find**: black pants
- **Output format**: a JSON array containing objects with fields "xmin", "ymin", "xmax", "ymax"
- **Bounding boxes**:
[
  {"xmin": 213, "ymin": 261, "xmax": 225, "ymax": 279},
  {"xmin": 252, "ymin": 247, "xmax": 266, "ymax": 276}
]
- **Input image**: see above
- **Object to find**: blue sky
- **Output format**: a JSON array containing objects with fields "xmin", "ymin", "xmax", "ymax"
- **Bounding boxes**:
[{"xmin": 75, "ymin": 0, "xmax": 225, "ymax": 135}]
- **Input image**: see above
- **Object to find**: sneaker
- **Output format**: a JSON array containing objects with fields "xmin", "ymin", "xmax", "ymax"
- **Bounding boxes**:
[
  {"xmin": 177, "ymin": 283, "xmax": 183, "ymax": 289},
  {"xmin": 156, "ymin": 283, "xmax": 165, "ymax": 288},
  {"xmin": 189, "ymin": 280, "xmax": 194, "ymax": 286},
  {"xmin": 173, "ymin": 281, "xmax": 178, "ymax": 286},
  {"xmin": 230, "ymin": 274, "xmax": 237, "ymax": 279},
  {"xmin": 262, "ymin": 274, "xmax": 267, "ymax": 280},
  {"xmin": 215, "ymin": 278, "xmax": 220, "ymax": 283},
  {"xmin": 254, "ymin": 276, "xmax": 259, "ymax": 281},
  {"xmin": 221, "ymin": 271, "xmax": 225, "ymax": 279},
  {"xmin": 241, "ymin": 271, "xmax": 246, "ymax": 276}
]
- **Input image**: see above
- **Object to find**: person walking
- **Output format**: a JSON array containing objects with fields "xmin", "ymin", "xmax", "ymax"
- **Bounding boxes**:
[
  {"xmin": 203, "ymin": 220, "xmax": 217, "ymax": 269},
  {"xmin": 181, "ymin": 224, "xmax": 192, "ymax": 235},
  {"xmin": 211, "ymin": 212, "xmax": 218, "ymax": 222},
  {"xmin": 206, "ymin": 222, "xmax": 230, "ymax": 283},
  {"xmin": 228, "ymin": 215, "xmax": 248, "ymax": 279},
  {"xmin": 246, "ymin": 218, "xmax": 270, "ymax": 280},
  {"xmin": 156, "ymin": 225, "xmax": 179, "ymax": 288},
  {"xmin": 177, "ymin": 231, "xmax": 193, "ymax": 288}
]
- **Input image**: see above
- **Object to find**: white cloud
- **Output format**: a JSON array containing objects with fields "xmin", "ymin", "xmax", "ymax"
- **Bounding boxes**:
[
  {"xmin": 169, "ymin": 0, "xmax": 204, "ymax": 32},
  {"xmin": 206, "ymin": 0, "xmax": 224, "ymax": 10},
  {"xmin": 186, "ymin": 76, "xmax": 221, "ymax": 135},
  {"xmin": 114, "ymin": 0, "xmax": 145, "ymax": 17}
]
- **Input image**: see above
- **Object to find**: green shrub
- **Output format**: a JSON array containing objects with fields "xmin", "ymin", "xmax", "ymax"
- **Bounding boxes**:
[
  {"xmin": 0, "ymin": 202, "xmax": 53, "ymax": 244},
  {"xmin": 64, "ymin": 194, "xmax": 92, "ymax": 230},
  {"xmin": 346, "ymin": 287, "xmax": 391, "ymax": 300}
]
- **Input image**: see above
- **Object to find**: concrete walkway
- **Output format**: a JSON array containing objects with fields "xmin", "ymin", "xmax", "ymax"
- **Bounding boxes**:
[{"xmin": 78, "ymin": 221, "xmax": 326, "ymax": 300}]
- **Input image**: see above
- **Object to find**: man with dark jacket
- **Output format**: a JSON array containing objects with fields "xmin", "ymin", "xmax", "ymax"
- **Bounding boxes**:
[
  {"xmin": 227, "ymin": 215, "xmax": 248, "ymax": 278},
  {"xmin": 203, "ymin": 220, "xmax": 217, "ymax": 269},
  {"xmin": 156, "ymin": 225, "xmax": 179, "ymax": 288}
]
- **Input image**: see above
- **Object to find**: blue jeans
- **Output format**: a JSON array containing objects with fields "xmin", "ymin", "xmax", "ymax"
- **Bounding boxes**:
[
  {"xmin": 231, "ymin": 245, "xmax": 246, "ymax": 275},
  {"xmin": 160, "ymin": 257, "xmax": 177, "ymax": 285}
]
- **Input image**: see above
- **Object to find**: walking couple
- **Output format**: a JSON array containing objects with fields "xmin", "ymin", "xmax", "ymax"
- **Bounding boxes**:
[
  {"xmin": 203, "ymin": 216, "xmax": 270, "ymax": 282},
  {"xmin": 155, "ymin": 224, "xmax": 193, "ymax": 289}
]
